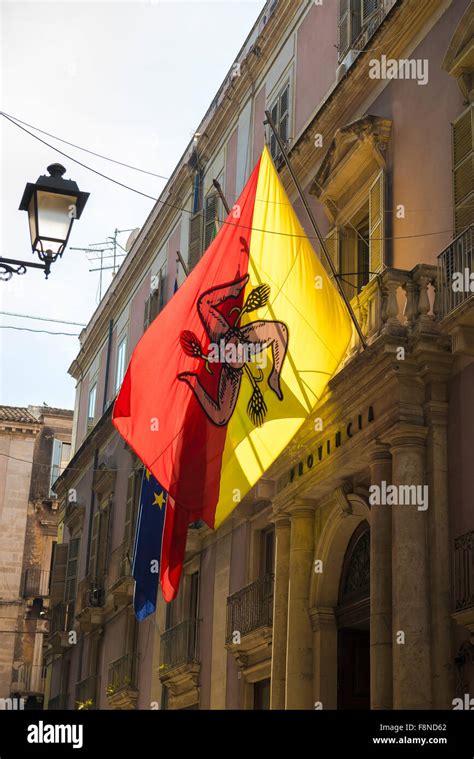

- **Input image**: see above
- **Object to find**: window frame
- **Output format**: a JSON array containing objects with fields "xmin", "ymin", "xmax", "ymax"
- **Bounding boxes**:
[{"xmin": 115, "ymin": 334, "xmax": 128, "ymax": 394}]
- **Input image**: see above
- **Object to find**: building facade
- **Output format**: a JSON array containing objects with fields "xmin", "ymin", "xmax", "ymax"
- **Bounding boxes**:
[
  {"xmin": 47, "ymin": 0, "xmax": 473, "ymax": 710},
  {"xmin": 0, "ymin": 405, "xmax": 72, "ymax": 708}
]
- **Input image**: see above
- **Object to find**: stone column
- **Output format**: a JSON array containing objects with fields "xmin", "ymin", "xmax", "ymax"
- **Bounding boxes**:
[
  {"xmin": 425, "ymin": 398, "xmax": 453, "ymax": 708},
  {"xmin": 285, "ymin": 500, "xmax": 315, "ymax": 709},
  {"xmin": 270, "ymin": 512, "xmax": 290, "ymax": 710},
  {"xmin": 390, "ymin": 427, "xmax": 432, "ymax": 709},
  {"xmin": 369, "ymin": 445, "xmax": 393, "ymax": 709},
  {"xmin": 310, "ymin": 607, "xmax": 337, "ymax": 709}
]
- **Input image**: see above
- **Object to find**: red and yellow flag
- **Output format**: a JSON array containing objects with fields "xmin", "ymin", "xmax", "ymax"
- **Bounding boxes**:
[{"xmin": 113, "ymin": 146, "xmax": 351, "ymax": 537}]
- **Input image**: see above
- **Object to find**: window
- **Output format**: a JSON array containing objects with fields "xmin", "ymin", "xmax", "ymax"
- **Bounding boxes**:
[
  {"xmin": 338, "ymin": 0, "xmax": 383, "ymax": 62},
  {"xmin": 324, "ymin": 170, "xmax": 385, "ymax": 297},
  {"xmin": 115, "ymin": 336, "xmax": 127, "ymax": 393},
  {"xmin": 204, "ymin": 193, "xmax": 219, "ymax": 250},
  {"xmin": 88, "ymin": 503, "xmax": 110, "ymax": 586},
  {"xmin": 253, "ymin": 678, "xmax": 270, "ymax": 710},
  {"xmin": 269, "ymin": 82, "xmax": 290, "ymax": 163},
  {"xmin": 87, "ymin": 384, "xmax": 97, "ymax": 432},
  {"xmin": 123, "ymin": 468, "xmax": 143, "ymax": 552},
  {"xmin": 260, "ymin": 527, "xmax": 275, "ymax": 576},
  {"xmin": 452, "ymin": 105, "xmax": 474, "ymax": 235},
  {"xmin": 49, "ymin": 439, "xmax": 72, "ymax": 497},
  {"xmin": 65, "ymin": 538, "xmax": 80, "ymax": 603}
]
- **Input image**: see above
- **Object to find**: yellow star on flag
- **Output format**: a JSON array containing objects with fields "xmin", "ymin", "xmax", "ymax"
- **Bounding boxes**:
[{"xmin": 152, "ymin": 490, "xmax": 165, "ymax": 509}]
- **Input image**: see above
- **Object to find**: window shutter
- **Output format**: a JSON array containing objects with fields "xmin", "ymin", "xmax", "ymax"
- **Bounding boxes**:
[
  {"xmin": 204, "ymin": 194, "xmax": 218, "ymax": 250},
  {"xmin": 50, "ymin": 439, "xmax": 62, "ymax": 497},
  {"xmin": 143, "ymin": 296, "xmax": 151, "ymax": 331},
  {"xmin": 50, "ymin": 543, "xmax": 69, "ymax": 606},
  {"xmin": 279, "ymin": 85, "xmax": 290, "ymax": 144},
  {"xmin": 362, "ymin": 0, "xmax": 379, "ymax": 24},
  {"xmin": 324, "ymin": 227, "xmax": 340, "ymax": 278},
  {"xmin": 338, "ymin": 0, "xmax": 351, "ymax": 58},
  {"xmin": 453, "ymin": 106, "xmax": 474, "ymax": 235},
  {"xmin": 96, "ymin": 504, "xmax": 111, "ymax": 585},
  {"xmin": 270, "ymin": 102, "xmax": 279, "ymax": 160},
  {"xmin": 65, "ymin": 538, "xmax": 80, "ymax": 603},
  {"xmin": 188, "ymin": 212, "xmax": 203, "ymax": 271},
  {"xmin": 124, "ymin": 473, "xmax": 136, "ymax": 550},
  {"xmin": 88, "ymin": 511, "xmax": 100, "ymax": 580},
  {"xmin": 369, "ymin": 170, "xmax": 385, "ymax": 276}
]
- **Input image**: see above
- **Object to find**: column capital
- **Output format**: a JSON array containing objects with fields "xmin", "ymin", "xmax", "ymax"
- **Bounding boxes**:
[
  {"xmin": 368, "ymin": 442, "xmax": 392, "ymax": 464},
  {"xmin": 288, "ymin": 498, "xmax": 317, "ymax": 518},
  {"xmin": 388, "ymin": 424, "xmax": 428, "ymax": 451},
  {"xmin": 309, "ymin": 606, "xmax": 336, "ymax": 632},
  {"xmin": 270, "ymin": 509, "xmax": 291, "ymax": 528}
]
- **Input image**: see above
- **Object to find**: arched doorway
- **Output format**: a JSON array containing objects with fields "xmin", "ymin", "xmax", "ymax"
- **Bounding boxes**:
[{"xmin": 336, "ymin": 521, "xmax": 370, "ymax": 710}]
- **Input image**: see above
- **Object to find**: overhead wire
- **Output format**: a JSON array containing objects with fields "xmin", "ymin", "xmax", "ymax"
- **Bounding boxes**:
[{"xmin": 1, "ymin": 111, "xmax": 458, "ymax": 243}]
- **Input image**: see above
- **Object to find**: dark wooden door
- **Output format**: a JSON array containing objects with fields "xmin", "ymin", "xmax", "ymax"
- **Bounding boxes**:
[{"xmin": 337, "ymin": 627, "xmax": 370, "ymax": 710}]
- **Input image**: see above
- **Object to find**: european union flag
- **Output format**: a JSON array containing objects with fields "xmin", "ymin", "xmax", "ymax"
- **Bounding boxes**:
[{"xmin": 132, "ymin": 469, "xmax": 167, "ymax": 621}]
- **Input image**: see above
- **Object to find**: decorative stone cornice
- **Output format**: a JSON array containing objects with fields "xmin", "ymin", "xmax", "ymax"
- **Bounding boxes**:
[
  {"xmin": 93, "ymin": 462, "xmax": 116, "ymax": 501},
  {"xmin": 442, "ymin": 2, "xmax": 474, "ymax": 102},
  {"xmin": 310, "ymin": 115, "xmax": 392, "ymax": 208}
]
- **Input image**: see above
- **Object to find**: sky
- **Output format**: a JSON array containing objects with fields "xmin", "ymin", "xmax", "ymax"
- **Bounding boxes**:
[{"xmin": 0, "ymin": 0, "xmax": 266, "ymax": 409}]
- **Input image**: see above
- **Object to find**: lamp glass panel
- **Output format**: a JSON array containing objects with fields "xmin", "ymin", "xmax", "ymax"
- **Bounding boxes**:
[
  {"xmin": 36, "ymin": 191, "xmax": 77, "ymax": 254},
  {"xmin": 27, "ymin": 196, "xmax": 38, "ymax": 248}
]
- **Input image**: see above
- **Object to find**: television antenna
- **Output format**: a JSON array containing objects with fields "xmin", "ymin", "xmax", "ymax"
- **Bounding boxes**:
[{"xmin": 70, "ymin": 227, "xmax": 140, "ymax": 302}]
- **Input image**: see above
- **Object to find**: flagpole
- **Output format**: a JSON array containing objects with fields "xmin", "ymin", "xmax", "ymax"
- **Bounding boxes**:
[
  {"xmin": 212, "ymin": 178, "xmax": 231, "ymax": 215},
  {"xmin": 264, "ymin": 110, "xmax": 367, "ymax": 349},
  {"xmin": 176, "ymin": 249, "xmax": 189, "ymax": 277}
]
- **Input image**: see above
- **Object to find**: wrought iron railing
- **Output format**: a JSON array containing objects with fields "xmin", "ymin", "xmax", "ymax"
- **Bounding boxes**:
[
  {"xmin": 23, "ymin": 568, "xmax": 50, "ymax": 597},
  {"xmin": 50, "ymin": 601, "xmax": 75, "ymax": 635},
  {"xmin": 12, "ymin": 663, "xmax": 47, "ymax": 694},
  {"xmin": 75, "ymin": 675, "xmax": 100, "ymax": 710},
  {"xmin": 438, "ymin": 225, "xmax": 474, "ymax": 319},
  {"xmin": 225, "ymin": 573, "xmax": 274, "ymax": 644},
  {"xmin": 454, "ymin": 529, "xmax": 474, "ymax": 612},
  {"xmin": 107, "ymin": 653, "xmax": 139, "ymax": 694},
  {"xmin": 48, "ymin": 693, "xmax": 69, "ymax": 710},
  {"xmin": 77, "ymin": 576, "xmax": 105, "ymax": 610},
  {"xmin": 159, "ymin": 619, "xmax": 200, "ymax": 672}
]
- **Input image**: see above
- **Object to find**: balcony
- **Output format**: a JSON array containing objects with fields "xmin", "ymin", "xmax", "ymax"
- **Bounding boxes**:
[
  {"xmin": 75, "ymin": 675, "xmax": 100, "ymax": 710},
  {"xmin": 225, "ymin": 574, "xmax": 274, "ymax": 675},
  {"xmin": 106, "ymin": 653, "xmax": 139, "ymax": 710},
  {"xmin": 75, "ymin": 577, "xmax": 105, "ymax": 632},
  {"xmin": 11, "ymin": 663, "xmax": 47, "ymax": 696},
  {"xmin": 159, "ymin": 620, "xmax": 200, "ymax": 710},
  {"xmin": 49, "ymin": 602, "xmax": 75, "ymax": 653},
  {"xmin": 453, "ymin": 529, "xmax": 474, "ymax": 632},
  {"xmin": 48, "ymin": 693, "xmax": 69, "ymax": 710},
  {"xmin": 107, "ymin": 542, "xmax": 134, "ymax": 608},
  {"xmin": 438, "ymin": 225, "xmax": 474, "ymax": 323},
  {"xmin": 23, "ymin": 568, "xmax": 50, "ymax": 598}
]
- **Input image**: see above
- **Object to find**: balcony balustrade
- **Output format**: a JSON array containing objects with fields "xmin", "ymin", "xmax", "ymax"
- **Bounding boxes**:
[
  {"xmin": 226, "ymin": 573, "xmax": 274, "ymax": 645},
  {"xmin": 438, "ymin": 225, "xmax": 474, "ymax": 320}
]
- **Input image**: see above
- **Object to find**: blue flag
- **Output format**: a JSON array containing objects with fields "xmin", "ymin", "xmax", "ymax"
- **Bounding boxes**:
[{"xmin": 132, "ymin": 469, "xmax": 167, "ymax": 620}]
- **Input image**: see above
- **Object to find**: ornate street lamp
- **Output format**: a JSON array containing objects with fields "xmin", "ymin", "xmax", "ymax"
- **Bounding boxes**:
[{"xmin": 0, "ymin": 163, "xmax": 89, "ymax": 281}]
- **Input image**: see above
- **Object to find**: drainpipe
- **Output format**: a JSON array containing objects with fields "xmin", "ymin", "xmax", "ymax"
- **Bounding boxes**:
[
  {"xmin": 102, "ymin": 319, "xmax": 114, "ymax": 414},
  {"xmin": 85, "ymin": 449, "xmax": 99, "ymax": 575}
]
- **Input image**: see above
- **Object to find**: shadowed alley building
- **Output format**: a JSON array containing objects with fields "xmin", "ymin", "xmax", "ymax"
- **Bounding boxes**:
[
  {"xmin": 0, "ymin": 405, "xmax": 72, "ymax": 708},
  {"xmin": 46, "ymin": 0, "xmax": 473, "ymax": 710}
]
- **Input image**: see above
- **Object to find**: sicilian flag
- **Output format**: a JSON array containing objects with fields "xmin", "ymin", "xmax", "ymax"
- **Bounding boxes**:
[
  {"xmin": 132, "ymin": 469, "xmax": 168, "ymax": 619},
  {"xmin": 114, "ymin": 146, "xmax": 352, "ymax": 600}
]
